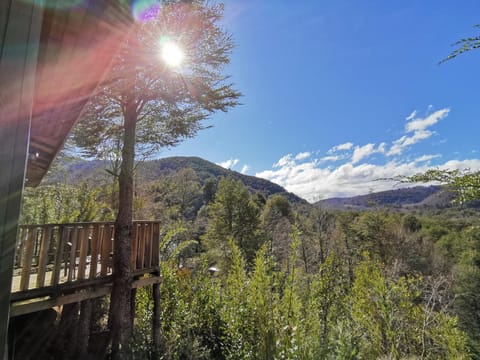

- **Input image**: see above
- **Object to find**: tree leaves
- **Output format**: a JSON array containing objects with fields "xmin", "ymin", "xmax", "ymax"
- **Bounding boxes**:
[{"xmin": 70, "ymin": 0, "xmax": 241, "ymax": 161}]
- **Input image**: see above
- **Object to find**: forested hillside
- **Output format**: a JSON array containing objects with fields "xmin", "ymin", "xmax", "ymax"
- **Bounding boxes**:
[
  {"xmin": 43, "ymin": 156, "xmax": 305, "ymax": 206},
  {"xmin": 20, "ymin": 157, "xmax": 480, "ymax": 359},
  {"xmin": 315, "ymin": 185, "xmax": 457, "ymax": 210}
]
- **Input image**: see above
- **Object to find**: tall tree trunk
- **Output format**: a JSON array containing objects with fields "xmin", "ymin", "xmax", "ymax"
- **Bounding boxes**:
[{"xmin": 109, "ymin": 95, "xmax": 136, "ymax": 359}]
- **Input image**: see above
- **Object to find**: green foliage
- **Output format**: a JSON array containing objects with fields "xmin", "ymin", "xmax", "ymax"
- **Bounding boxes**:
[
  {"xmin": 150, "ymin": 168, "xmax": 202, "ymax": 221},
  {"xmin": 262, "ymin": 195, "xmax": 292, "ymax": 220},
  {"xmin": 350, "ymin": 254, "xmax": 469, "ymax": 359},
  {"xmin": 204, "ymin": 178, "xmax": 262, "ymax": 265},
  {"xmin": 275, "ymin": 230, "xmax": 303, "ymax": 360},
  {"xmin": 133, "ymin": 286, "xmax": 155, "ymax": 358},
  {"xmin": 202, "ymin": 178, "xmax": 217, "ymax": 205},
  {"xmin": 21, "ymin": 182, "xmax": 109, "ymax": 224},
  {"xmin": 441, "ymin": 24, "xmax": 480, "ymax": 63},
  {"xmin": 220, "ymin": 241, "xmax": 255, "ymax": 359},
  {"xmin": 261, "ymin": 195, "xmax": 294, "ymax": 266},
  {"xmin": 302, "ymin": 254, "xmax": 348, "ymax": 358},
  {"xmin": 406, "ymin": 169, "xmax": 480, "ymax": 204},
  {"xmin": 130, "ymin": 221, "xmax": 471, "ymax": 359},
  {"xmin": 450, "ymin": 227, "xmax": 480, "ymax": 356},
  {"xmin": 247, "ymin": 246, "xmax": 277, "ymax": 360},
  {"xmin": 70, "ymin": 1, "xmax": 241, "ymax": 160},
  {"xmin": 402, "ymin": 214, "xmax": 422, "ymax": 232},
  {"xmin": 25, "ymin": 156, "xmax": 480, "ymax": 359},
  {"xmin": 350, "ymin": 254, "xmax": 421, "ymax": 359}
]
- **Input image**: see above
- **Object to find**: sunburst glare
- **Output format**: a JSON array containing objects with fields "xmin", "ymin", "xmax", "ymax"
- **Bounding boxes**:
[{"xmin": 160, "ymin": 41, "xmax": 184, "ymax": 67}]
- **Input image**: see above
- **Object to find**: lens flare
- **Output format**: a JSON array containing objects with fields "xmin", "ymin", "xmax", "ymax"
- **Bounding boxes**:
[
  {"xmin": 131, "ymin": 0, "xmax": 161, "ymax": 22},
  {"xmin": 160, "ymin": 41, "xmax": 184, "ymax": 67}
]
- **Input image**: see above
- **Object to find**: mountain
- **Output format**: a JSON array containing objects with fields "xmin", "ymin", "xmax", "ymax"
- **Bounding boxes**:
[
  {"xmin": 45, "ymin": 156, "xmax": 307, "ymax": 205},
  {"xmin": 315, "ymin": 186, "xmax": 452, "ymax": 210}
]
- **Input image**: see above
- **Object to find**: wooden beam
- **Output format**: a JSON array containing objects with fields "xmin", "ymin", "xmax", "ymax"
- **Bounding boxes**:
[
  {"xmin": 10, "ymin": 285, "xmax": 112, "ymax": 317},
  {"xmin": 131, "ymin": 276, "xmax": 162, "ymax": 289},
  {"xmin": 10, "ymin": 275, "xmax": 161, "ymax": 317},
  {"xmin": 0, "ymin": 0, "xmax": 43, "ymax": 357},
  {"xmin": 10, "ymin": 276, "xmax": 113, "ymax": 303}
]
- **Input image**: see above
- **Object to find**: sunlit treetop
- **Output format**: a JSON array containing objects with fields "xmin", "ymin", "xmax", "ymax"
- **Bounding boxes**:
[
  {"xmin": 402, "ymin": 169, "xmax": 480, "ymax": 204},
  {"xmin": 71, "ymin": 0, "xmax": 240, "ymax": 161}
]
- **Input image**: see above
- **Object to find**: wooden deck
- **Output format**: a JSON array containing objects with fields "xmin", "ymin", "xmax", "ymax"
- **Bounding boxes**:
[{"xmin": 10, "ymin": 221, "xmax": 161, "ymax": 316}]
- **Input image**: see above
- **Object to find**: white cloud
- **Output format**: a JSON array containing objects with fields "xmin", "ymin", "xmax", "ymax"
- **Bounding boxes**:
[
  {"xmin": 254, "ymin": 106, "xmax": 476, "ymax": 202},
  {"xmin": 321, "ymin": 155, "xmax": 343, "ymax": 162},
  {"xmin": 387, "ymin": 108, "xmax": 450, "ymax": 156},
  {"xmin": 351, "ymin": 143, "xmax": 386, "ymax": 164},
  {"xmin": 405, "ymin": 110, "xmax": 417, "ymax": 121},
  {"xmin": 328, "ymin": 142, "xmax": 354, "ymax": 154},
  {"xmin": 352, "ymin": 144, "xmax": 375, "ymax": 164},
  {"xmin": 241, "ymin": 164, "xmax": 250, "ymax": 174},
  {"xmin": 405, "ymin": 108, "xmax": 449, "ymax": 133},
  {"xmin": 388, "ymin": 130, "xmax": 432, "ymax": 156},
  {"xmin": 378, "ymin": 142, "xmax": 386, "ymax": 153},
  {"xmin": 256, "ymin": 157, "xmax": 480, "ymax": 203},
  {"xmin": 218, "ymin": 158, "xmax": 239, "ymax": 169},
  {"xmin": 414, "ymin": 154, "xmax": 441, "ymax": 163},
  {"xmin": 295, "ymin": 152, "xmax": 311, "ymax": 161},
  {"xmin": 274, "ymin": 154, "xmax": 294, "ymax": 168}
]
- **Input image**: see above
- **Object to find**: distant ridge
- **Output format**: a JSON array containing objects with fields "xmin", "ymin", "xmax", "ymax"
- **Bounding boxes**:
[
  {"xmin": 50, "ymin": 156, "xmax": 470, "ymax": 211},
  {"xmin": 315, "ymin": 186, "xmax": 448, "ymax": 210},
  {"xmin": 138, "ymin": 157, "xmax": 307, "ymax": 204},
  {"xmin": 47, "ymin": 156, "xmax": 307, "ymax": 205}
]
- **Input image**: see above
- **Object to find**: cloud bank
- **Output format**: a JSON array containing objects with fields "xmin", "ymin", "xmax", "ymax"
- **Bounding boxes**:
[{"xmin": 256, "ymin": 107, "xmax": 480, "ymax": 202}]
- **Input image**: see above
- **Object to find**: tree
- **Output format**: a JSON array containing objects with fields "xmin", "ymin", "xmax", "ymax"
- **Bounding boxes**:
[
  {"xmin": 261, "ymin": 195, "xmax": 293, "ymax": 264},
  {"xmin": 21, "ymin": 182, "xmax": 108, "ymax": 224},
  {"xmin": 202, "ymin": 177, "xmax": 217, "ymax": 205},
  {"xmin": 150, "ymin": 168, "xmax": 202, "ymax": 221},
  {"xmin": 71, "ymin": 2, "xmax": 240, "ymax": 357},
  {"xmin": 350, "ymin": 254, "xmax": 468, "ymax": 359},
  {"xmin": 203, "ymin": 178, "xmax": 261, "ymax": 266},
  {"xmin": 406, "ymin": 169, "xmax": 480, "ymax": 205},
  {"xmin": 441, "ymin": 24, "xmax": 480, "ymax": 63}
]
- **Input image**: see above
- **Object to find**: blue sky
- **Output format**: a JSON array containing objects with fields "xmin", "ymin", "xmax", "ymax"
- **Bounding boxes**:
[{"xmin": 164, "ymin": 0, "xmax": 480, "ymax": 202}]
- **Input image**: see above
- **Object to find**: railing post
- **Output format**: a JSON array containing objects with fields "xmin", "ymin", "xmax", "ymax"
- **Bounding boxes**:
[
  {"xmin": 136, "ymin": 223, "xmax": 145, "ymax": 270},
  {"xmin": 130, "ymin": 223, "xmax": 138, "ymax": 272},
  {"xmin": 52, "ymin": 225, "xmax": 65, "ymax": 286},
  {"xmin": 89, "ymin": 224, "xmax": 100, "ymax": 279},
  {"xmin": 78, "ymin": 226, "xmax": 89, "ymax": 281},
  {"xmin": 19, "ymin": 228, "xmax": 36, "ymax": 292},
  {"xmin": 11, "ymin": 221, "xmax": 163, "ymax": 294},
  {"xmin": 144, "ymin": 223, "xmax": 152, "ymax": 269},
  {"xmin": 152, "ymin": 222, "xmax": 160, "ymax": 268},
  {"xmin": 36, "ymin": 225, "xmax": 52, "ymax": 288},
  {"xmin": 67, "ymin": 226, "xmax": 79, "ymax": 282},
  {"xmin": 100, "ymin": 224, "xmax": 113, "ymax": 276}
]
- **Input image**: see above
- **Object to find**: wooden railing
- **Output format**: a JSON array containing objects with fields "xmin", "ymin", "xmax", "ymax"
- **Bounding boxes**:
[{"xmin": 12, "ymin": 221, "xmax": 160, "ymax": 293}]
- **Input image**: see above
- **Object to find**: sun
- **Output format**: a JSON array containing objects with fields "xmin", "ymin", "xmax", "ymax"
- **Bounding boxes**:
[{"xmin": 160, "ymin": 41, "xmax": 184, "ymax": 67}]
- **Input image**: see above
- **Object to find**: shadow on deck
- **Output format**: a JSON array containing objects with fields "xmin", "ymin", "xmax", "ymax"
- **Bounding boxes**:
[{"xmin": 11, "ymin": 221, "xmax": 161, "ymax": 317}]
